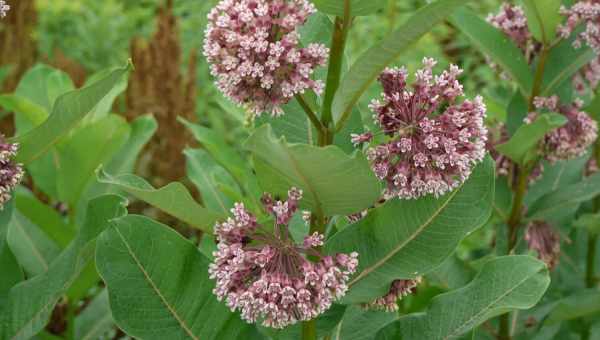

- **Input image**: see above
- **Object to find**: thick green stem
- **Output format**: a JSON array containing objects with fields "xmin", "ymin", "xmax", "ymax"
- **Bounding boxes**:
[
  {"xmin": 302, "ymin": 319, "xmax": 317, "ymax": 340},
  {"xmin": 587, "ymin": 233, "xmax": 598, "ymax": 288},
  {"xmin": 507, "ymin": 167, "xmax": 530, "ymax": 253},
  {"xmin": 321, "ymin": 2, "xmax": 351, "ymax": 131}
]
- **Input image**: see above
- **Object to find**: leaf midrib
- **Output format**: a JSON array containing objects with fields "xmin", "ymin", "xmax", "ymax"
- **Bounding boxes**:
[
  {"xmin": 348, "ymin": 189, "xmax": 459, "ymax": 287},
  {"xmin": 114, "ymin": 226, "xmax": 199, "ymax": 340},
  {"xmin": 542, "ymin": 48, "xmax": 595, "ymax": 96}
]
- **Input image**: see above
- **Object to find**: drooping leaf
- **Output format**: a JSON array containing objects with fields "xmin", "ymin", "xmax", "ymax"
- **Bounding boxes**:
[
  {"xmin": 521, "ymin": 0, "xmax": 562, "ymax": 43},
  {"xmin": 185, "ymin": 148, "xmax": 238, "ymax": 215},
  {"xmin": 96, "ymin": 215, "xmax": 259, "ymax": 340},
  {"xmin": 325, "ymin": 157, "xmax": 494, "ymax": 304},
  {"xmin": 12, "ymin": 62, "xmax": 132, "ymax": 164},
  {"xmin": 384, "ymin": 256, "xmax": 550, "ymax": 339},
  {"xmin": 0, "ymin": 195, "xmax": 127, "ymax": 340},
  {"xmin": 57, "ymin": 114, "xmax": 131, "ymax": 206},
  {"xmin": 245, "ymin": 124, "xmax": 381, "ymax": 217},
  {"xmin": 74, "ymin": 290, "xmax": 114, "ymax": 340},
  {"xmin": 312, "ymin": 0, "xmax": 386, "ymax": 17},
  {"xmin": 96, "ymin": 168, "xmax": 223, "ymax": 232},
  {"xmin": 544, "ymin": 290, "xmax": 600, "ymax": 324},
  {"xmin": 332, "ymin": 0, "xmax": 470, "ymax": 128},
  {"xmin": 527, "ymin": 172, "xmax": 600, "ymax": 221},
  {"xmin": 496, "ymin": 113, "xmax": 567, "ymax": 165},
  {"xmin": 451, "ymin": 7, "xmax": 533, "ymax": 96},
  {"xmin": 7, "ymin": 211, "xmax": 61, "ymax": 276}
]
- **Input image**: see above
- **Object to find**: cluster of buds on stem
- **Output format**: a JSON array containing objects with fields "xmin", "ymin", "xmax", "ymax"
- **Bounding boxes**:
[
  {"xmin": 525, "ymin": 221, "xmax": 561, "ymax": 269},
  {"xmin": 209, "ymin": 188, "xmax": 358, "ymax": 328},
  {"xmin": 362, "ymin": 278, "xmax": 421, "ymax": 312},
  {"xmin": 203, "ymin": 0, "xmax": 328, "ymax": 117},
  {"xmin": 352, "ymin": 58, "xmax": 487, "ymax": 200}
]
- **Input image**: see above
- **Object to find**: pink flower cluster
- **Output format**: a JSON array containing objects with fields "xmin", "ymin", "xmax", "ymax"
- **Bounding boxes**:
[
  {"xmin": 209, "ymin": 188, "xmax": 358, "ymax": 328},
  {"xmin": 0, "ymin": 136, "xmax": 23, "ymax": 207},
  {"xmin": 559, "ymin": 1, "xmax": 600, "ymax": 53},
  {"xmin": 0, "ymin": 1, "xmax": 8, "ymax": 18},
  {"xmin": 525, "ymin": 221, "xmax": 561, "ymax": 269},
  {"xmin": 352, "ymin": 58, "xmax": 487, "ymax": 200},
  {"xmin": 487, "ymin": 4, "xmax": 532, "ymax": 53},
  {"xmin": 362, "ymin": 278, "xmax": 421, "ymax": 312},
  {"xmin": 527, "ymin": 96, "xmax": 597, "ymax": 162},
  {"xmin": 203, "ymin": 0, "xmax": 328, "ymax": 117}
]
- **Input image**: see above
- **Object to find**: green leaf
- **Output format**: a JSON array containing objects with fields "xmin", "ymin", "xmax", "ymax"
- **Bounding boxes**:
[
  {"xmin": 312, "ymin": 0, "xmax": 386, "ymax": 16},
  {"xmin": 0, "ymin": 195, "xmax": 127, "ymax": 340},
  {"xmin": 13, "ymin": 62, "xmax": 132, "ymax": 164},
  {"xmin": 74, "ymin": 289, "xmax": 114, "ymax": 340},
  {"xmin": 541, "ymin": 36, "xmax": 596, "ymax": 97},
  {"xmin": 7, "ymin": 212, "xmax": 61, "ymax": 276},
  {"xmin": 96, "ymin": 168, "xmax": 223, "ymax": 232},
  {"xmin": 332, "ymin": 0, "xmax": 470, "ymax": 127},
  {"xmin": 57, "ymin": 114, "xmax": 131, "ymax": 206},
  {"xmin": 527, "ymin": 172, "xmax": 600, "ymax": 221},
  {"xmin": 244, "ymin": 124, "xmax": 381, "ymax": 217},
  {"xmin": 0, "ymin": 200, "xmax": 23, "ymax": 306},
  {"xmin": 543, "ymin": 290, "xmax": 600, "ymax": 325},
  {"xmin": 521, "ymin": 0, "xmax": 562, "ymax": 43},
  {"xmin": 574, "ymin": 213, "xmax": 600, "ymax": 235},
  {"xmin": 389, "ymin": 256, "xmax": 550, "ymax": 339},
  {"xmin": 15, "ymin": 190, "xmax": 75, "ymax": 248},
  {"xmin": 451, "ymin": 7, "xmax": 534, "ymax": 96},
  {"xmin": 96, "ymin": 215, "xmax": 258, "ymax": 340},
  {"xmin": 0, "ymin": 95, "xmax": 48, "ymax": 127},
  {"xmin": 83, "ymin": 67, "xmax": 130, "ymax": 120},
  {"xmin": 185, "ymin": 148, "xmax": 238, "ymax": 215},
  {"xmin": 335, "ymin": 306, "xmax": 399, "ymax": 340},
  {"xmin": 104, "ymin": 114, "xmax": 157, "ymax": 175},
  {"xmin": 14, "ymin": 64, "xmax": 74, "ymax": 114},
  {"xmin": 496, "ymin": 113, "xmax": 567, "ymax": 165},
  {"xmin": 325, "ymin": 157, "xmax": 494, "ymax": 304}
]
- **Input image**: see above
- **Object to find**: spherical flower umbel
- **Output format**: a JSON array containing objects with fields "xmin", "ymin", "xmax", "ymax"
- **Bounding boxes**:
[
  {"xmin": 353, "ymin": 58, "xmax": 488, "ymax": 200},
  {"xmin": 0, "ymin": 136, "xmax": 23, "ymax": 207},
  {"xmin": 527, "ymin": 96, "xmax": 598, "ymax": 162},
  {"xmin": 0, "ymin": 1, "xmax": 9, "ymax": 18},
  {"xmin": 209, "ymin": 188, "xmax": 358, "ymax": 328},
  {"xmin": 559, "ymin": 1, "xmax": 600, "ymax": 53},
  {"xmin": 362, "ymin": 277, "xmax": 421, "ymax": 312},
  {"xmin": 525, "ymin": 221, "xmax": 561, "ymax": 269},
  {"xmin": 203, "ymin": 0, "xmax": 328, "ymax": 117}
]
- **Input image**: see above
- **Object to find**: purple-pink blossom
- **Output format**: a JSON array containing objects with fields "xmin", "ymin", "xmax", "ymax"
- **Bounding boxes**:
[
  {"xmin": 209, "ymin": 188, "xmax": 358, "ymax": 328},
  {"xmin": 559, "ymin": 1, "xmax": 600, "ymax": 52},
  {"xmin": 0, "ymin": 136, "xmax": 23, "ymax": 207},
  {"xmin": 362, "ymin": 278, "xmax": 421, "ymax": 312},
  {"xmin": 203, "ymin": 0, "xmax": 328, "ymax": 117},
  {"xmin": 487, "ymin": 4, "xmax": 532, "ymax": 53},
  {"xmin": 527, "ymin": 96, "xmax": 597, "ymax": 162},
  {"xmin": 353, "ymin": 58, "xmax": 487, "ymax": 200},
  {"xmin": 525, "ymin": 221, "xmax": 561, "ymax": 269}
]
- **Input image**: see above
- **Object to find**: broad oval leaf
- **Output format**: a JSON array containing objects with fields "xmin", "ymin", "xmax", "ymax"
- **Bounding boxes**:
[
  {"xmin": 332, "ymin": 0, "xmax": 470, "ymax": 128},
  {"xmin": 334, "ymin": 306, "xmax": 398, "ymax": 340},
  {"xmin": 312, "ymin": 0, "xmax": 386, "ymax": 17},
  {"xmin": 325, "ymin": 157, "xmax": 494, "ymax": 304},
  {"xmin": 544, "ymin": 290, "xmax": 600, "ymax": 325},
  {"xmin": 0, "ymin": 95, "xmax": 48, "ymax": 127},
  {"xmin": 74, "ymin": 289, "xmax": 114, "ymax": 340},
  {"xmin": 527, "ymin": 171, "xmax": 600, "ymax": 221},
  {"xmin": 496, "ymin": 113, "xmax": 567, "ymax": 165},
  {"xmin": 12, "ymin": 62, "xmax": 132, "ymax": 164},
  {"xmin": 96, "ymin": 168, "xmax": 223, "ymax": 233},
  {"xmin": 244, "ymin": 124, "xmax": 381, "ymax": 217},
  {"xmin": 451, "ymin": 7, "xmax": 533, "ymax": 96},
  {"xmin": 96, "ymin": 215, "xmax": 260, "ymax": 340},
  {"xmin": 389, "ymin": 256, "xmax": 550, "ymax": 340},
  {"xmin": 0, "ymin": 195, "xmax": 127, "ymax": 340}
]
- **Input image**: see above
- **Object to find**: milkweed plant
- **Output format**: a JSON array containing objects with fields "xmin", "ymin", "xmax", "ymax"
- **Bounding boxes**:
[{"xmin": 2, "ymin": 1, "xmax": 600, "ymax": 340}]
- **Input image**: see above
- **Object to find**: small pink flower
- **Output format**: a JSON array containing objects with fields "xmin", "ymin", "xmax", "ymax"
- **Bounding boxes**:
[
  {"xmin": 0, "ymin": 136, "xmax": 23, "ymax": 208},
  {"xmin": 559, "ymin": 1, "xmax": 600, "ymax": 53},
  {"xmin": 358, "ymin": 58, "xmax": 488, "ymax": 200},
  {"xmin": 528, "ymin": 96, "xmax": 598, "ymax": 162},
  {"xmin": 525, "ymin": 221, "xmax": 561, "ymax": 269},
  {"xmin": 209, "ymin": 188, "xmax": 358, "ymax": 328},
  {"xmin": 362, "ymin": 278, "xmax": 421, "ymax": 312},
  {"xmin": 487, "ymin": 4, "xmax": 532, "ymax": 52},
  {"xmin": 203, "ymin": 0, "xmax": 328, "ymax": 117}
]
